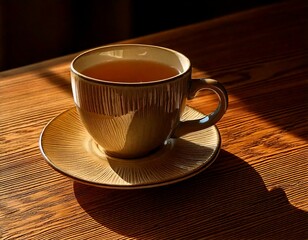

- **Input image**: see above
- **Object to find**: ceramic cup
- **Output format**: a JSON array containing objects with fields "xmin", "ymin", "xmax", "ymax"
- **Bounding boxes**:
[{"xmin": 70, "ymin": 44, "xmax": 228, "ymax": 158}]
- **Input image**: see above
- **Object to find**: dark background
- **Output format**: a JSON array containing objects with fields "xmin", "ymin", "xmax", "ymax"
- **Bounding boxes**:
[{"xmin": 0, "ymin": 0, "xmax": 283, "ymax": 71}]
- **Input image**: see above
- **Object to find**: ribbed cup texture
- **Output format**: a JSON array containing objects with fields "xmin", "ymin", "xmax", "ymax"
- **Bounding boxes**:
[{"xmin": 71, "ymin": 72, "xmax": 190, "ymax": 158}]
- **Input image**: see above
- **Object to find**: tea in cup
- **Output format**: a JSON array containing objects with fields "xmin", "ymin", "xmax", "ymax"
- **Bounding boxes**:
[{"xmin": 70, "ymin": 44, "xmax": 228, "ymax": 158}]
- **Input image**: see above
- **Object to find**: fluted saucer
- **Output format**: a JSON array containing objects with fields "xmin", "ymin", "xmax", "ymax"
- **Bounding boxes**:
[{"xmin": 39, "ymin": 106, "xmax": 221, "ymax": 189}]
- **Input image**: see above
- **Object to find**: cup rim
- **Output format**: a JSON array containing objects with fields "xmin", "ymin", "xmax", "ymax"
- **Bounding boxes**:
[{"xmin": 70, "ymin": 44, "xmax": 191, "ymax": 85}]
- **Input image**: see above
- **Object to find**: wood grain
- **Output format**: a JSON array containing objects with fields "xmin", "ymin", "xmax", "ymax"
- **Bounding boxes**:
[{"xmin": 1, "ymin": 1, "xmax": 307, "ymax": 239}]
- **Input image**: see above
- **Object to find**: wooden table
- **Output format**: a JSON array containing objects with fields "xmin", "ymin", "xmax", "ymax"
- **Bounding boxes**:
[{"xmin": 1, "ymin": 1, "xmax": 307, "ymax": 239}]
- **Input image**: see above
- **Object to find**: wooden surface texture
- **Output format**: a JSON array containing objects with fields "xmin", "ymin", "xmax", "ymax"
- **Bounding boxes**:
[{"xmin": 1, "ymin": 1, "xmax": 307, "ymax": 239}]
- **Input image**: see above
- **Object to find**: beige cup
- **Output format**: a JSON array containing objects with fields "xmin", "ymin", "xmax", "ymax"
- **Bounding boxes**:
[{"xmin": 71, "ymin": 44, "xmax": 228, "ymax": 158}]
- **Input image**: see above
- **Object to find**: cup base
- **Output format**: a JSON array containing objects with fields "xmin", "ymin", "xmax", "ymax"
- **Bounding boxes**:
[{"xmin": 101, "ymin": 142, "xmax": 165, "ymax": 160}]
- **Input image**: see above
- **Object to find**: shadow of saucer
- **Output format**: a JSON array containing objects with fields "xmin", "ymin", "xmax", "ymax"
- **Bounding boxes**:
[{"xmin": 74, "ymin": 150, "xmax": 308, "ymax": 239}]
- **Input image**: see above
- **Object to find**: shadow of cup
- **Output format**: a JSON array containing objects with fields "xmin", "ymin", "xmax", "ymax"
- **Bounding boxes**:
[{"xmin": 74, "ymin": 149, "xmax": 308, "ymax": 239}]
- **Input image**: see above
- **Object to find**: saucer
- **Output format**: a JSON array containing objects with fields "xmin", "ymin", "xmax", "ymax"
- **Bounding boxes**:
[{"xmin": 39, "ymin": 106, "xmax": 221, "ymax": 189}]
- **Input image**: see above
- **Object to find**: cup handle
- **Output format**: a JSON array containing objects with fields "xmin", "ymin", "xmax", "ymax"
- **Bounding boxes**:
[{"xmin": 172, "ymin": 78, "xmax": 228, "ymax": 138}]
